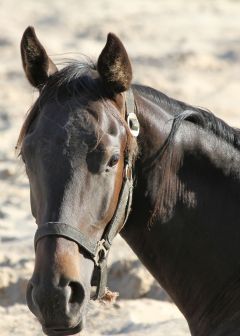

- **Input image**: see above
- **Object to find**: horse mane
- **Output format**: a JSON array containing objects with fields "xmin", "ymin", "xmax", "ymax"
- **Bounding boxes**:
[
  {"xmin": 134, "ymin": 84, "xmax": 240, "ymax": 224},
  {"xmin": 134, "ymin": 84, "xmax": 240, "ymax": 151},
  {"xmin": 17, "ymin": 60, "xmax": 138, "ymax": 161}
]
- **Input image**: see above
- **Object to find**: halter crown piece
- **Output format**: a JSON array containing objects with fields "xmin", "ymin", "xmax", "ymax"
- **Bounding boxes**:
[{"xmin": 34, "ymin": 88, "xmax": 139, "ymax": 299}]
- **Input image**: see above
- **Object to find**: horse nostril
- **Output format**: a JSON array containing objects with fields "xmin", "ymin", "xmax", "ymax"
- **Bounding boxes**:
[
  {"xmin": 26, "ymin": 280, "xmax": 39, "ymax": 315},
  {"xmin": 68, "ymin": 281, "xmax": 85, "ymax": 306}
]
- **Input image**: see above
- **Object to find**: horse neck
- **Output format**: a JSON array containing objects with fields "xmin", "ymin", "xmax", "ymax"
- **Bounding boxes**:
[{"xmin": 121, "ymin": 88, "xmax": 240, "ymax": 335}]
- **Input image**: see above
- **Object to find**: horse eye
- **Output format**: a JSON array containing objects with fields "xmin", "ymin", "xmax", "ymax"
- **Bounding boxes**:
[{"xmin": 108, "ymin": 154, "xmax": 120, "ymax": 167}]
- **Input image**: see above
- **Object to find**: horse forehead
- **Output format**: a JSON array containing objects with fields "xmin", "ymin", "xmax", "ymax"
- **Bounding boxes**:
[
  {"xmin": 41, "ymin": 97, "xmax": 120, "ymax": 129},
  {"xmin": 63, "ymin": 100, "xmax": 125, "ymax": 146},
  {"xmin": 28, "ymin": 95, "xmax": 125, "ymax": 150},
  {"xmin": 84, "ymin": 99, "xmax": 123, "ymax": 132}
]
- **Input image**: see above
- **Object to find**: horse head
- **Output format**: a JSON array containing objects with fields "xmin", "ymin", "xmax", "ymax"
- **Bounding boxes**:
[{"xmin": 19, "ymin": 26, "xmax": 138, "ymax": 335}]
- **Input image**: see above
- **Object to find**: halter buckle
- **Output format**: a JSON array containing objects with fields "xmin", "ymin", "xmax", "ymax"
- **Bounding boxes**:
[
  {"xmin": 93, "ymin": 239, "xmax": 108, "ymax": 266},
  {"xmin": 127, "ymin": 112, "xmax": 140, "ymax": 137}
]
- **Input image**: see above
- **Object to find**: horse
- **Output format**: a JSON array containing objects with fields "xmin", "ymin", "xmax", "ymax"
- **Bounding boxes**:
[{"xmin": 18, "ymin": 26, "xmax": 240, "ymax": 336}]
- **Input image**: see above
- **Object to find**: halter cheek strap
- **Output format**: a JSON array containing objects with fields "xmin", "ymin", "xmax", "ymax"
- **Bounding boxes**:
[{"xmin": 34, "ymin": 88, "xmax": 139, "ymax": 299}]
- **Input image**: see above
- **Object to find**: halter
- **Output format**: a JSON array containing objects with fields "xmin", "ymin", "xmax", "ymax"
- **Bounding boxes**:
[{"xmin": 34, "ymin": 89, "xmax": 140, "ymax": 299}]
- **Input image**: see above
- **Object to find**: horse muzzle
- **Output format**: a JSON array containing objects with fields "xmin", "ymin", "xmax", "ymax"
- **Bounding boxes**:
[{"xmin": 26, "ymin": 276, "xmax": 86, "ymax": 335}]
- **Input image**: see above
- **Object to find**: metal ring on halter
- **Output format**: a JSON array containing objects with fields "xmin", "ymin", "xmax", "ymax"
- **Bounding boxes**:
[
  {"xmin": 127, "ymin": 112, "xmax": 140, "ymax": 137},
  {"xmin": 93, "ymin": 239, "xmax": 109, "ymax": 266}
]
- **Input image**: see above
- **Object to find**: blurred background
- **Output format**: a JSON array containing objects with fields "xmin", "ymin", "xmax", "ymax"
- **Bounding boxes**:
[{"xmin": 0, "ymin": 0, "xmax": 240, "ymax": 335}]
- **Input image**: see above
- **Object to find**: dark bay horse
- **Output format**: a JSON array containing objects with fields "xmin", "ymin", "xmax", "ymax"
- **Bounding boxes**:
[{"xmin": 18, "ymin": 26, "xmax": 240, "ymax": 336}]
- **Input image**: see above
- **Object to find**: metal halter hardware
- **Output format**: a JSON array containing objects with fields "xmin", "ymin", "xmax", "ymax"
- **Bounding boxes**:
[
  {"xmin": 127, "ymin": 113, "xmax": 140, "ymax": 137},
  {"xmin": 125, "ymin": 90, "xmax": 140, "ymax": 137},
  {"xmin": 34, "ymin": 88, "xmax": 139, "ymax": 299},
  {"xmin": 93, "ymin": 239, "xmax": 108, "ymax": 266}
]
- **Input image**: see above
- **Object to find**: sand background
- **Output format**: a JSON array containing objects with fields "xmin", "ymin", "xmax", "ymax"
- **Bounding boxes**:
[{"xmin": 0, "ymin": 0, "xmax": 240, "ymax": 335}]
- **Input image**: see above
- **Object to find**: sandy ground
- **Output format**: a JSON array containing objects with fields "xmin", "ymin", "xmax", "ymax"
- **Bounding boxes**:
[{"xmin": 1, "ymin": 0, "xmax": 240, "ymax": 335}]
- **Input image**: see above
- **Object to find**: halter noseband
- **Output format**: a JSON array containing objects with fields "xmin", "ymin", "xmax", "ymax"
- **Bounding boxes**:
[{"xmin": 34, "ymin": 89, "xmax": 139, "ymax": 299}]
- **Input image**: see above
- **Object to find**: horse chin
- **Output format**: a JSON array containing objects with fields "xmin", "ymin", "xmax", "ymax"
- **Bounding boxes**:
[{"xmin": 42, "ymin": 321, "xmax": 83, "ymax": 336}]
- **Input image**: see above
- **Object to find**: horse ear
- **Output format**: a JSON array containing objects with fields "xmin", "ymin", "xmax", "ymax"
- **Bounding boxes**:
[
  {"xmin": 20, "ymin": 26, "xmax": 58, "ymax": 89},
  {"xmin": 97, "ymin": 33, "xmax": 132, "ymax": 94}
]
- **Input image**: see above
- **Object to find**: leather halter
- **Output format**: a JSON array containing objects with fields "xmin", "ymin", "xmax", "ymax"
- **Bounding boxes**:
[{"xmin": 34, "ymin": 89, "xmax": 139, "ymax": 299}]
